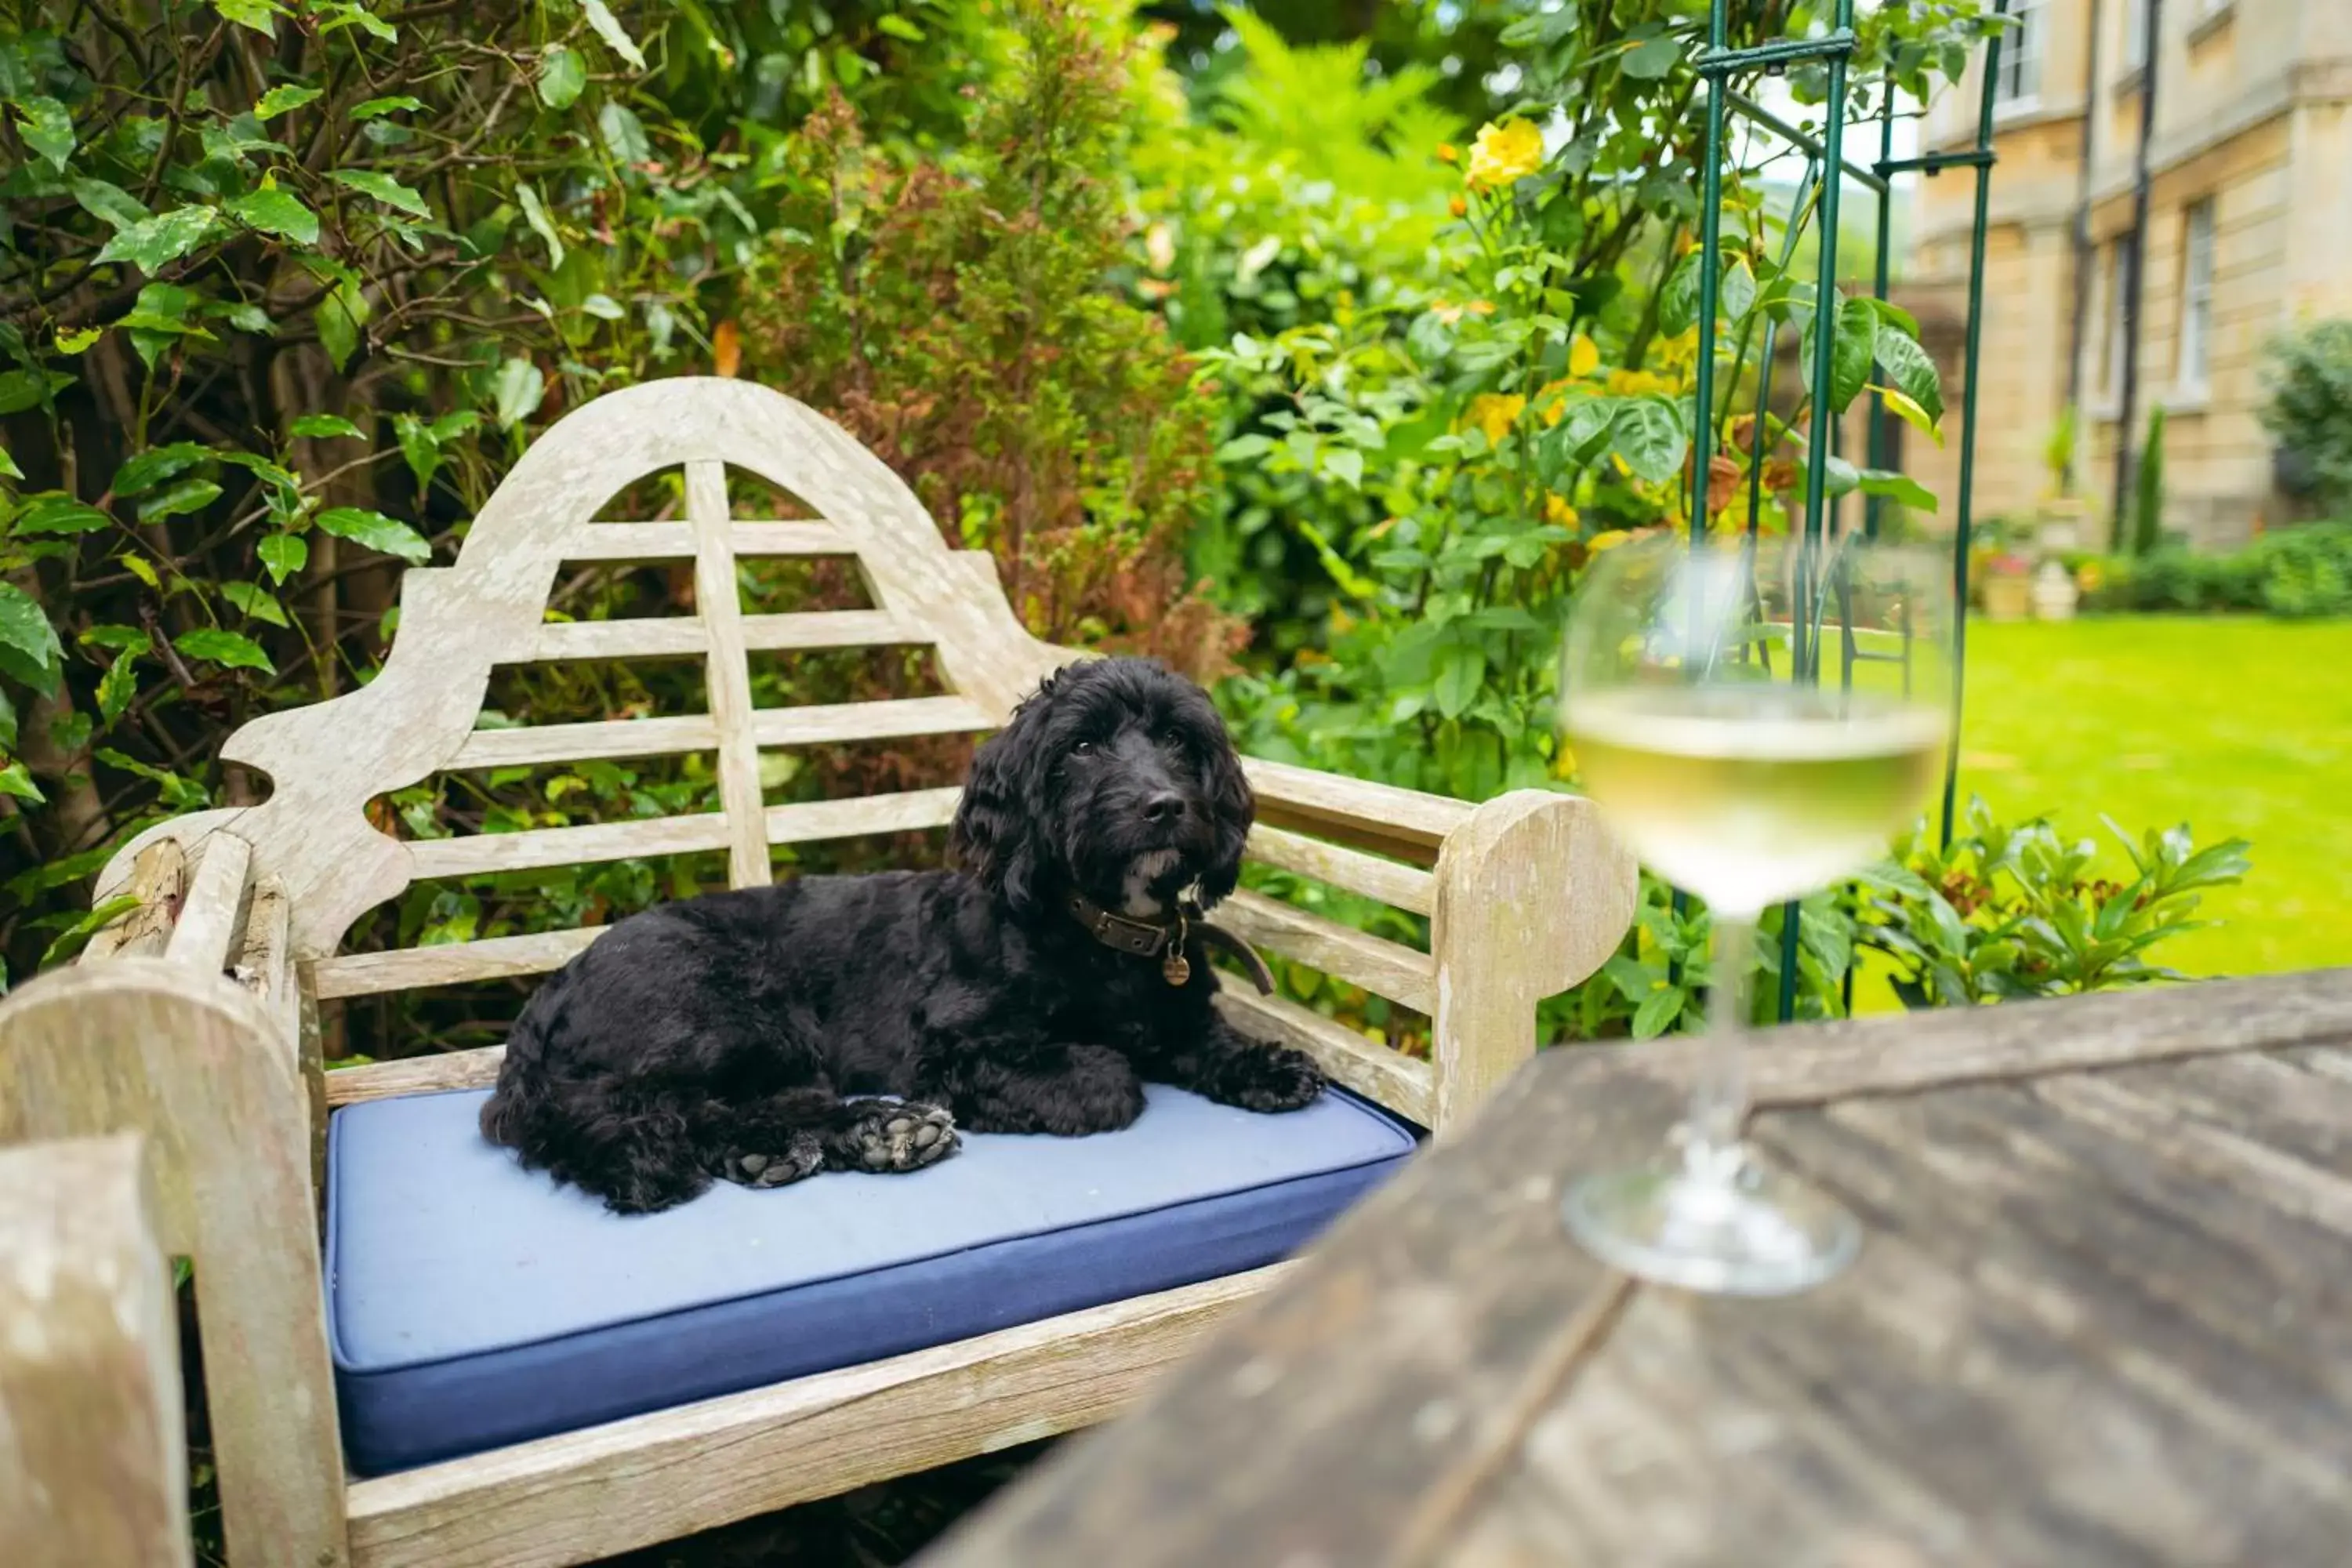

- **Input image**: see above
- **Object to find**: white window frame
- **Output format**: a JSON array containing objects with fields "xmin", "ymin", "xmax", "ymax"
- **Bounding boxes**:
[
  {"xmin": 2121, "ymin": 0, "xmax": 2149, "ymax": 73},
  {"xmin": 2176, "ymin": 199, "xmax": 2216, "ymax": 401},
  {"xmin": 1994, "ymin": 0, "xmax": 2044, "ymax": 112}
]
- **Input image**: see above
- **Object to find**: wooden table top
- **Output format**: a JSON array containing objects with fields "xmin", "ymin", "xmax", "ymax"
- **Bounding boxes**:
[{"xmin": 924, "ymin": 969, "xmax": 2352, "ymax": 1568}]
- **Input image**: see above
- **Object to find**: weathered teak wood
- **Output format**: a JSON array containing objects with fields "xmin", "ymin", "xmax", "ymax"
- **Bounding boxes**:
[
  {"xmin": 1, "ymin": 379, "xmax": 1639, "ymax": 1568},
  {"xmin": 923, "ymin": 969, "xmax": 2352, "ymax": 1568},
  {"xmin": 0, "ymin": 961, "xmax": 343, "ymax": 1568},
  {"xmin": 0, "ymin": 1134, "xmax": 191, "ymax": 1568}
]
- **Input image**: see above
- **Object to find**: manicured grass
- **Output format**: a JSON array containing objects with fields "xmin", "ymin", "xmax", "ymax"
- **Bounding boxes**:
[{"xmin": 1952, "ymin": 615, "xmax": 2352, "ymax": 980}]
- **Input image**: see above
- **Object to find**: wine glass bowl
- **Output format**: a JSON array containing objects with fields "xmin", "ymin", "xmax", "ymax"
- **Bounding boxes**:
[{"xmin": 1558, "ymin": 534, "xmax": 1953, "ymax": 1295}]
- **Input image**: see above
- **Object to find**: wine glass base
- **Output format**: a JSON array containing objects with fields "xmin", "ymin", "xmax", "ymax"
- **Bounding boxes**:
[{"xmin": 1561, "ymin": 1151, "xmax": 1860, "ymax": 1297}]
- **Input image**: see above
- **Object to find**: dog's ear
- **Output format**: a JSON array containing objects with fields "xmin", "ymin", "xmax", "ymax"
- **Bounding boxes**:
[
  {"xmin": 1196, "ymin": 715, "xmax": 1255, "ymax": 909},
  {"xmin": 950, "ymin": 678, "xmax": 1053, "ymax": 916}
]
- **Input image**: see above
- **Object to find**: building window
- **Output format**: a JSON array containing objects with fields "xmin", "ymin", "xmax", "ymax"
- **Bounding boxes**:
[
  {"xmin": 1994, "ymin": 0, "xmax": 2043, "ymax": 107},
  {"xmin": 2178, "ymin": 199, "xmax": 2215, "ymax": 395},
  {"xmin": 2101, "ymin": 233, "xmax": 2136, "ymax": 405},
  {"xmin": 2121, "ymin": 0, "xmax": 2148, "ymax": 71}
]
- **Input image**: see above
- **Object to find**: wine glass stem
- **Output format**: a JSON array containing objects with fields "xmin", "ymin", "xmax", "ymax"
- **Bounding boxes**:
[{"xmin": 1687, "ymin": 908, "xmax": 1759, "ymax": 1181}]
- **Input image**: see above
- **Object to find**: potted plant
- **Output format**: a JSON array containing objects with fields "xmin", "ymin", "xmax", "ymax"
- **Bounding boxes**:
[
  {"xmin": 2036, "ymin": 405, "xmax": 2089, "ymax": 553},
  {"xmin": 1980, "ymin": 550, "xmax": 2033, "ymax": 620}
]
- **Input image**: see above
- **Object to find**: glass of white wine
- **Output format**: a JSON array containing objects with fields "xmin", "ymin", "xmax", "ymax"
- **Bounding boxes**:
[{"xmin": 1559, "ymin": 532, "xmax": 1952, "ymax": 1295}]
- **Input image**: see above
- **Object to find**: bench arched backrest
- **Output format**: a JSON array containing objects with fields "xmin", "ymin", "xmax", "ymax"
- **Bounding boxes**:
[{"xmin": 106, "ymin": 379, "xmax": 1069, "ymax": 960}]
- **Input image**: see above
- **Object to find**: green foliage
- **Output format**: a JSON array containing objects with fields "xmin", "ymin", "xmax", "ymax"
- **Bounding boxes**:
[
  {"xmin": 1853, "ymin": 797, "xmax": 2251, "ymax": 1006},
  {"xmin": 2132, "ymin": 403, "xmax": 2165, "ymax": 557},
  {"xmin": 2082, "ymin": 523, "xmax": 2352, "ymax": 619},
  {"xmin": 2259, "ymin": 317, "xmax": 2352, "ymax": 516}
]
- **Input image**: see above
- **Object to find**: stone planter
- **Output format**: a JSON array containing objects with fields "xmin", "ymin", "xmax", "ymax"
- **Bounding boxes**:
[
  {"xmin": 1981, "ymin": 572, "xmax": 2032, "ymax": 622},
  {"xmin": 2030, "ymin": 559, "xmax": 2080, "ymax": 621},
  {"xmin": 2035, "ymin": 497, "xmax": 2089, "ymax": 555}
]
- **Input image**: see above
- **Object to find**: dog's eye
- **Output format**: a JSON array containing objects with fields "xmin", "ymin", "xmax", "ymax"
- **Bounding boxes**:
[
  {"xmin": 1071, "ymin": 739, "xmax": 1094, "ymax": 757},
  {"xmin": 1156, "ymin": 727, "xmax": 1184, "ymax": 749}
]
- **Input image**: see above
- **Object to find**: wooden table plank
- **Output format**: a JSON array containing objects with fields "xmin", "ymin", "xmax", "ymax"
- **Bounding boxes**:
[{"xmin": 923, "ymin": 971, "xmax": 2352, "ymax": 1568}]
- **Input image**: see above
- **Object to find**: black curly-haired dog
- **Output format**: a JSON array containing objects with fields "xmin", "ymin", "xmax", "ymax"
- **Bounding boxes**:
[{"xmin": 479, "ymin": 656, "xmax": 1327, "ymax": 1214}]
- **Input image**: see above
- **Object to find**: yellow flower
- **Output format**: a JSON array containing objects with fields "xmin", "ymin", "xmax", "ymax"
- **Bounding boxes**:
[
  {"xmin": 1144, "ymin": 223, "xmax": 1176, "ymax": 274},
  {"xmin": 1653, "ymin": 326, "xmax": 1700, "ymax": 372},
  {"xmin": 1569, "ymin": 334, "xmax": 1600, "ymax": 378},
  {"xmin": 1552, "ymin": 743, "xmax": 1579, "ymax": 782},
  {"xmin": 1605, "ymin": 368, "xmax": 1675, "ymax": 397},
  {"xmin": 1436, "ymin": 143, "xmax": 1459, "ymax": 165},
  {"xmin": 1448, "ymin": 194, "xmax": 1468, "ymax": 219},
  {"xmin": 1588, "ymin": 529, "xmax": 1632, "ymax": 553},
  {"xmin": 1465, "ymin": 393, "xmax": 1526, "ymax": 445},
  {"xmin": 1465, "ymin": 118, "xmax": 1544, "ymax": 192},
  {"xmin": 1535, "ymin": 378, "xmax": 1573, "ymax": 426},
  {"xmin": 1544, "ymin": 493, "xmax": 1580, "ymax": 528},
  {"xmin": 2075, "ymin": 561, "xmax": 2105, "ymax": 592}
]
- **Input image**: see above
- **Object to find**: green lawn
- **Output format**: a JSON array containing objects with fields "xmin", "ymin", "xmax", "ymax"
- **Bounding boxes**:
[{"xmin": 1953, "ymin": 615, "xmax": 2352, "ymax": 980}]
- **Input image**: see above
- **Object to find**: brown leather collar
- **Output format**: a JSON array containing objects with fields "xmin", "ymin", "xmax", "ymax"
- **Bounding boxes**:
[{"xmin": 1065, "ymin": 892, "xmax": 1276, "ymax": 994}]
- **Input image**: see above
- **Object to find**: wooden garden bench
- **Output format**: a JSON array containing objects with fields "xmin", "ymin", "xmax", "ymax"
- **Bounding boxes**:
[{"xmin": 0, "ymin": 378, "xmax": 1635, "ymax": 1568}]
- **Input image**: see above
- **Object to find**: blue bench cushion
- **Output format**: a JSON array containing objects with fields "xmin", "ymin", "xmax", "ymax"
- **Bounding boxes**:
[{"xmin": 325, "ymin": 1083, "xmax": 1416, "ymax": 1475}]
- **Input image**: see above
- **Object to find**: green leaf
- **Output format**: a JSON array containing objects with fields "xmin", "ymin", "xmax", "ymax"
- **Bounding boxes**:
[
  {"xmin": 0, "ymin": 761, "xmax": 43, "ymax": 806},
  {"xmin": 220, "ymin": 580, "xmax": 291, "ymax": 626},
  {"xmin": 96, "ymin": 648, "xmax": 140, "ymax": 722},
  {"xmin": 0, "ymin": 583, "xmax": 64, "ymax": 698},
  {"xmin": 12, "ymin": 96, "xmax": 74, "ymax": 171},
  {"xmin": 1622, "ymin": 35, "xmax": 1682, "ymax": 78},
  {"xmin": 1856, "ymin": 469, "xmax": 1937, "ymax": 511},
  {"xmin": 351, "ymin": 94, "xmax": 426, "ymax": 121},
  {"xmin": 252, "ymin": 83, "xmax": 323, "ymax": 122},
  {"xmin": 71, "ymin": 178, "xmax": 151, "ymax": 230},
  {"xmin": 291, "ymin": 412, "xmax": 366, "ymax": 441},
  {"xmin": 1609, "ymin": 397, "xmax": 1690, "ymax": 487},
  {"xmin": 200, "ymin": 114, "xmax": 291, "ymax": 165},
  {"xmin": 1820, "ymin": 454, "xmax": 1860, "ymax": 497},
  {"xmin": 597, "ymin": 101, "xmax": 650, "ymax": 165},
  {"xmin": 394, "ymin": 413, "xmax": 442, "ymax": 492},
  {"xmin": 537, "ymin": 45, "xmax": 587, "ymax": 109},
  {"xmin": 491, "ymin": 357, "xmax": 546, "ymax": 429},
  {"xmin": 1324, "ymin": 448, "xmax": 1364, "ymax": 490},
  {"xmin": 1875, "ymin": 385, "xmax": 1945, "ymax": 449},
  {"xmin": 1830, "ymin": 296, "xmax": 1878, "ymax": 414},
  {"xmin": 0, "ymin": 369, "xmax": 65, "ymax": 416},
  {"xmin": 174, "ymin": 627, "xmax": 276, "ymax": 674},
  {"xmin": 119, "ymin": 555, "xmax": 161, "ymax": 590},
  {"xmin": 579, "ymin": 0, "xmax": 648, "ymax": 69},
  {"xmin": 1863, "ymin": 296, "xmax": 1920, "ymax": 339},
  {"xmin": 1631, "ymin": 985, "xmax": 1684, "ymax": 1038},
  {"xmin": 580, "ymin": 292, "xmax": 626, "ymax": 321},
  {"xmin": 0, "ymin": 444, "xmax": 19, "ymax": 481},
  {"xmin": 516, "ymin": 182, "xmax": 564, "ymax": 268},
  {"xmin": 53, "ymin": 325, "xmax": 101, "ymax": 354},
  {"xmin": 136, "ymin": 477, "xmax": 221, "ymax": 521},
  {"xmin": 1431, "ymin": 641, "xmax": 1485, "ymax": 720},
  {"xmin": 96, "ymin": 207, "xmax": 221, "ymax": 273},
  {"xmin": 212, "ymin": 0, "xmax": 282, "ymax": 37},
  {"xmin": 1720, "ymin": 259, "xmax": 1756, "ymax": 324},
  {"xmin": 318, "ymin": 1, "xmax": 397, "ymax": 42},
  {"xmin": 1657, "ymin": 249, "xmax": 1701, "ymax": 337},
  {"xmin": 14, "ymin": 496, "xmax": 114, "ymax": 535},
  {"xmin": 1872, "ymin": 326, "xmax": 1944, "ymax": 426},
  {"xmin": 79, "ymin": 624, "xmax": 149, "ymax": 652},
  {"xmin": 258, "ymin": 533, "xmax": 307, "ymax": 583},
  {"xmin": 316, "ymin": 276, "xmax": 370, "ymax": 369},
  {"xmin": 316, "ymin": 505, "xmax": 430, "ymax": 564},
  {"xmin": 329, "ymin": 169, "xmax": 430, "ymax": 219},
  {"xmin": 113, "ymin": 442, "xmax": 212, "ymax": 498},
  {"xmin": 226, "ymin": 185, "xmax": 321, "ymax": 245}
]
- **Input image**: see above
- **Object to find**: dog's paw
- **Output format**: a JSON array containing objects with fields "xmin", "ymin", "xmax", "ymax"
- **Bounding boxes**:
[
  {"xmin": 1227, "ymin": 1045, "xmax": 1325, "ymax": 1113},
  {"xmin": 845, "ymin": 1102, "xmax": 960, "ymax": 1173},
  {"xmin": 725, "ymin": 1132, "xmax": 825, "ymax": 1189}
]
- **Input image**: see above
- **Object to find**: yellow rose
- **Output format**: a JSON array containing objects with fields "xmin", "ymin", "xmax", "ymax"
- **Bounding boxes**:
[
  {"xmin": 1588, "ymin": 529, "xmax": 1632, "ymax": 553},
  {"xmin": 1569, "ymin": 333, "xmax": 1601, "ymax": 377},
  {"xmin": 1465, "ymin": 393, "xmax": 1526, "ymax": 445},
  {"xmin": 1465, "ymin": 118, "xmax": 1544, "ymax": 192},
  {"xmin": 1544, "ymin": 493, "xmax": 1580, "ymax": 528}
]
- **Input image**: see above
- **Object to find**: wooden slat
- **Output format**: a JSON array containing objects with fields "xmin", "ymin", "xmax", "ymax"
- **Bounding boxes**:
[
  {"xmin": 447, "ymin": 713, "xmax": 719, "ymax": 768},
  {"xmin": 327, "ymin": 1045, "xmax": 505, "ymax": 1106},
  {"xmin": 1240, "ymin": 757, "xmax": 1472, "ymax": 862},
  {"xmin": 521, "ymin": 611, "xmax": 916, "ymax": 662},
  {"xmin": 83, "ymin": 839, "xmax": 186, "ymax": 963},
  {"xmin": 0, "ymin": 1135, "xmax": 191, "ymax": 1568},
  {"xmin": 1215, "ymin": 989, "xmax": 1433, "ymax": 1126},
  {"xmin": 343, "ymin": 1265, "xmax": 1292, "ymax": 1568},
  {"xmin": 688, "ymin": 459, "xmax": 772, "ymax": 890},
  {"xmin": 749, "ymin": 694, "xmax": 994, "ymax": 747},
  {"xmin": 444, "ymin": 697, "xmax": 993, "ymax": 770},
  {"xmin": 559, "ymin": 521, "xmax": 851, "ymax": 561},
  {"xmin": 401, "ymin": 787, "xmax": 963, "ymax": 882},
  {"xmin": 164, "ymin": 833, "xmax": 252, "ymax": 975},
  {"xmin": 1245, "ymin": 824, "xmax": 1435, "ymax": 916},
  {"xmin": 1216, "ymin": 889, "xmax": 1436, "ymax": 1014},
  {"xmin": 310, "ymin": 927, "xmax": 605, "ymax": 1002}
]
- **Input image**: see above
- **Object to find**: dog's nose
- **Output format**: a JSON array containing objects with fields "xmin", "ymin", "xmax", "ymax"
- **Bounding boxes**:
[{"xmin": 1143, "ymin": 791, "xmax": 1186, "ymax": 823}]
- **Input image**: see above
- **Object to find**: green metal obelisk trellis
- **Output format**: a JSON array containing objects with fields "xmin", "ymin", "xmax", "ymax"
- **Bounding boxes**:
[{"xmin": 1679, "ymin": 0, "xmax": 2009, "ymax": 1020}]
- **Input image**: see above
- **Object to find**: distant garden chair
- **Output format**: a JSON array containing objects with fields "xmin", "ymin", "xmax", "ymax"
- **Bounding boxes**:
[{"xmin": 0, "ymin": 379, "xmax": 1635, "ymax": 1568}]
